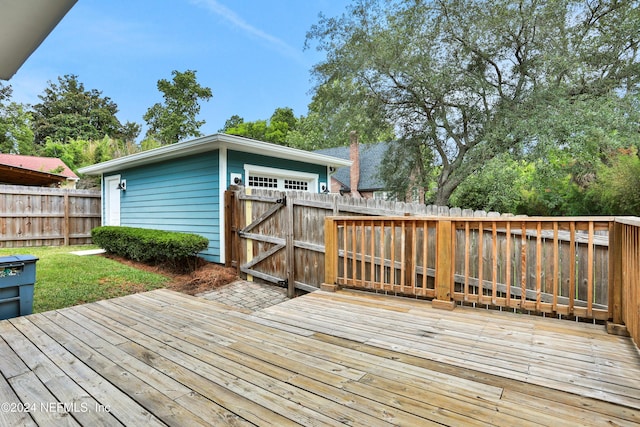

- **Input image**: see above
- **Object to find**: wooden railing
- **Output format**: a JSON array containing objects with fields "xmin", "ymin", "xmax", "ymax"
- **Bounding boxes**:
[
  {"xmin": 324, "ymin": 216, "xmax": 639, "ymax": 335},
  {"xmin": 611, "ymin": 217, "xmax": 640, "ymax": 347}
]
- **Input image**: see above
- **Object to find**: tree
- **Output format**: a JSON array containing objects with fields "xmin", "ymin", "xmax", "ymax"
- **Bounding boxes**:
[
  {"xmin": 223, "ymin": 107, "xmax": 298, "ymax": 145},
  {"xmin": 265, "ymin": 107, "xmax": 296, "ymax": 144},
  {"xmin": 0, "ymin": 82, "xmax": 10, "ymax": 104},
  {"xmin": 301, "ymin": 78, "xmax": 395, "ymax": 149},
  {"xmin": 219, "ymin": 115, "xmax": 244, "ymax": 133},
  {"xmin": 270, "ymin": 107, "xmax": 297, "ymax": 131},
  {"xmin": 224, "ymin": 119, "xmax": 268, "ymax": 141},
  {"xmin": 378, "ymin": 138, "xmax": 434, "ymax": 203},
  {"xmin": 143, "ymin": 70, "xmax": 212, "ymax": 145},
  {"xmin": 31, "ymin": 75, "xmax": 138, "ymax": 145},
  {"xmin": 0, "ymin": 83, "xmax": 35, "ymax": 154},
  {"xmin": 119, "ymin": 121, "xmax": 142, "ymax": 144},
  {"xmin": 41, "ymin": 136, "xmax": 140, "ymax": 172},
  {"xmin": 0, "ymin": 102, "xmax": 35, "ymax": 155},
  {"xmin": 449, "ymin": 153, "xmax": 531, "ymax": 213},
  {"xmin": 587, "ymin": 148, "xmax": 640, "ymax": 215},
  {"xmin": 307, "ymin": 0, "xmax": 640, "ymax": 205},
  {"xmin": 223, "ymin": 102, "xmax": 394, "ymax": 151},
  {"xmin": 283, "ymin": 112, "xmax": 327, "ymax": 151}
]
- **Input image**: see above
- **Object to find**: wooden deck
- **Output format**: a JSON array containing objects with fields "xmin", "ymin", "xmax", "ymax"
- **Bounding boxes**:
[{"xmin": 1, "ymin": 289, "xmax": 639, "ymax": 426}]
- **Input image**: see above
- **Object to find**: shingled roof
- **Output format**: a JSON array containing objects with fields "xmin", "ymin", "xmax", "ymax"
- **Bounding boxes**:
[
  {"xmin": 0, "ymin": 154, "xmax": 78, "ymax": 179},
  {"xmin": 0, "ymin": 154, "xmax": 78, "ymax": 186},
  {"xmin": 315, "ymin": 141, "xmax": 392, "ymax": 192}
]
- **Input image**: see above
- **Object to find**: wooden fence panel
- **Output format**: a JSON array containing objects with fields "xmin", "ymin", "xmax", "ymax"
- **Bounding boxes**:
[
  {"xmin": 227, "ymin": 187, "xmax": 531, "ymax": 293},
  {"xmin": 0, "ymin": 185, "xmax": 101, "ymax": 247}
]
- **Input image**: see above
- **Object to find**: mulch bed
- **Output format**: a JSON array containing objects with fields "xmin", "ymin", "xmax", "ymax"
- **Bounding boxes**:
[{"xmin": 102, "ymin": 254, "xmax": 239, "ymax": 295}]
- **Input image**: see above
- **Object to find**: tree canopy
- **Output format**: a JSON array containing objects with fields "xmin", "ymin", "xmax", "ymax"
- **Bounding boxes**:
[
  {"xmin": 0, "ymin": 83, "xmax": 35, "ymax": 154},
  {"xmin": 302, "ymin": 75, "xmax": 396, "ymax": 149},
  {"xmin": 31, "ymin": 75, "xmax": 139, "ymax": 145},
  {"xmin": 143, "ymin": 70, "xmax": 212, "ymax": 145},
  {"xmin": 223, "ymin": 107, "xmax": 299, "ymax": 145},
  {"xmin": 307, "ymin": 0, "xmax": 640, "ymax": 205}
]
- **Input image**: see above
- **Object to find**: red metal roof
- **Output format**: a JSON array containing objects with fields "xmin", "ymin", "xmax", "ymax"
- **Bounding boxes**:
[{"xmin": 0, "ymin": 154, "xmax": 78, "ymax": 179}]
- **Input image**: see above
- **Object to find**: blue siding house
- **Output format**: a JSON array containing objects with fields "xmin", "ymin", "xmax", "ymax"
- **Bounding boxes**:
[{"xmin": 79, "ymin": 134, "xmax": 351, "ymax": 263}]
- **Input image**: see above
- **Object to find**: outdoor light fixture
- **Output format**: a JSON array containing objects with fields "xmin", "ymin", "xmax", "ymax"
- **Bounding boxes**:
[
  {"xmin": 230, "ymin": 173, "xmax": 243, "ymax": 186},
  {"xmin": 117, "ymin": 179, "xmax": 126, "ymax": 191},
  {"xmin": 320, "ymin": 182, "xmax": 329, "ymax": 193}
]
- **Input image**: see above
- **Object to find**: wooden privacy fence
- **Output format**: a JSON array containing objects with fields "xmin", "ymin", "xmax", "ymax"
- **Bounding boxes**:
[{"xmin": 0, "ymin": 185, "xmax": 101, "ymax": 247}]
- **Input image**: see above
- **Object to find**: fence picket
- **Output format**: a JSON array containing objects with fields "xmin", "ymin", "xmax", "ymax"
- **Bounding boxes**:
[{"xmin": 1, "ymin": 185, "xmax": 101, "ymax": 247}]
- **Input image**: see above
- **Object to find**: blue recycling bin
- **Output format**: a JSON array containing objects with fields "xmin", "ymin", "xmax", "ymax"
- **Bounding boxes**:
[{"xmin": 0, "ymin": 255, "xmax": 38, "ymax": 320}]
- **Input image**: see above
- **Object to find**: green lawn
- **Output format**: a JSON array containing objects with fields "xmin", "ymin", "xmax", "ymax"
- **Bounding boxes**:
[{"xmin": 0, "ymin": 245, "xmax": 171, "ymax": 313}]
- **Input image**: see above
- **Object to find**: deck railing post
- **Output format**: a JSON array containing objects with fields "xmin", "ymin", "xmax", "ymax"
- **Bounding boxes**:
[
  {"xmin": 606, "ymin": 220, "xmax": 627, "ymax": 336},
  {"xmin": 433, "ymin": 219, "xmax": 455, "ymax": 310},
  {"xmin": 285, "ymin": 193, "xmax": 296, "ymax": 298},
  {"xmin": 224, "ymin": 189, "xmax": 234, "ymax": 268},
  {"xmin": 321, "ymin": 217, "xmax": 340, "ymax": 292},
  {"xmin": 404, "ymin": 215, "xmax": 414, "ymax": 288}
]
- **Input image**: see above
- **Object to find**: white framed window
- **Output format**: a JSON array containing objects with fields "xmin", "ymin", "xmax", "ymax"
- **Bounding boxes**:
[
  {"xmin": 284, "ymin": 179, "xmax": 309, "ymax": 191},
  {"xmin": 244, "ymin": 164, "xmax": 318, "ymax": 193},
  {"xmin": 248, "ymin": 175, "xmax": 278, "ymax": 188}
]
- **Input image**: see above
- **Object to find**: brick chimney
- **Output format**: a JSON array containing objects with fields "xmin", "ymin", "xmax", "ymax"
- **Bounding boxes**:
[{"xmin": 349, "ymin": 131, "xmax": 361, "ymax": 198}]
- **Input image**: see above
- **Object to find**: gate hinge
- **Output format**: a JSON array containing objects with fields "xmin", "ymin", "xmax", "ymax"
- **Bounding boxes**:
[{"xmin": 278, "ymin": 278, "xmax": 288, "ymax": 288}]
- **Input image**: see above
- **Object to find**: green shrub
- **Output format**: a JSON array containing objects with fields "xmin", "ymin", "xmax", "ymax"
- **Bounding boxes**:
[{"xmin": 91, "ymin": 226, "xmax": 209, "ymax": 270}]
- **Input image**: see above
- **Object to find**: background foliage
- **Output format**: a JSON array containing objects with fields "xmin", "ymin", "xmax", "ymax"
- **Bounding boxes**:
[
  {"xmin": 2, "ymin": 1, "xmax": 640, "ymax": 216},
  {"xmin": 305, "ymin": 0, "xmax": 640, "ymax": 211}
]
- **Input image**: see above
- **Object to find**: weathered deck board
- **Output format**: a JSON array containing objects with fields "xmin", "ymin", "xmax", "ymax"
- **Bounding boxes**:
[
  {"xmin": 260, "ymin": 293, "xmax": 640, "ymax": 392},
  {"xmin": 0, "ymin": 288, "xmax": 638, "ymax": 426},
  {"xmin": 253, "ymin": 291, "xmax": 640, "ymax": 409}
]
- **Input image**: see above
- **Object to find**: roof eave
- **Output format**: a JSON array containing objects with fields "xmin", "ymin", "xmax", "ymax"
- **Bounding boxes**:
[
  {"xmin": 0, "ymin": 0, "xmax": 77, "ymax": 80},
  {"xmin": 78, "ymin": 134, "xmax": 352, "ymax": 175}
]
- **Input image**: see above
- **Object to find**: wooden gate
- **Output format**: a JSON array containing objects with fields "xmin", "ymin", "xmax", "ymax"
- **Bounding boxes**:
[
  {"xmin": 238, "ymin": 193, "xmax": 288, "ymax": 286},
  {"xmin": 226, "ymin": 188, "xmax": 295, "ymax": 296},
  {"xmin": 226, "ymin": 187, "xmax": 344, "ymax": 297}
]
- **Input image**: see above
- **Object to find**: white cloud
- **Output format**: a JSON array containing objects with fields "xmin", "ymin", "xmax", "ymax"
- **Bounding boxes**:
[{"xmin": 189, "ymin": 0, "xmax": 304, "ymax": 63}]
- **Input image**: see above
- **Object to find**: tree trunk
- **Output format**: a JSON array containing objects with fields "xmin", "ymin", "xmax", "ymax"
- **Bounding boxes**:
[
  {"xmin": 434, "ymin": 186, "xmax": 450, "ymax": 206},
  {"xmin": 434, "ymin": 167, "xmax": 462, "ymax": 206}
]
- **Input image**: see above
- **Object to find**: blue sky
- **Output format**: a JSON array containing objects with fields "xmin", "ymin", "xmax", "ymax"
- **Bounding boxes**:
[{"xmin": 9, "ymin": 0, "xmax": 351, "ymax": 138}]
